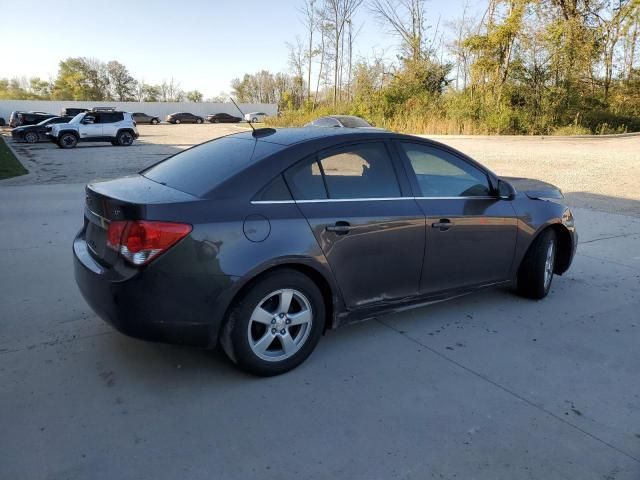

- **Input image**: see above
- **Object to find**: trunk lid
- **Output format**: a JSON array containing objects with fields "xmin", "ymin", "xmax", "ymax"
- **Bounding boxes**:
[{"xmin": 83, "ymin": 174, "xmax": 197, "ymax": 266}]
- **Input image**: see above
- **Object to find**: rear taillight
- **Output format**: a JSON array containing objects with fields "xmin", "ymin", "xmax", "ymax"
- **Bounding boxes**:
[{"xmin": 106, "ymin": 220, "xmax": 191, "ymax": 266}]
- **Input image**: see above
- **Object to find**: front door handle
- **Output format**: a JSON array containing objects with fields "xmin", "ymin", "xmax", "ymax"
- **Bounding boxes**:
[
  {"xmin": 326, "ymin": 221, "xmax": 351, "ymax": 235},
  {"xmin": 431, "ymin": 219, "xmax": 453, "ymax": 231}
]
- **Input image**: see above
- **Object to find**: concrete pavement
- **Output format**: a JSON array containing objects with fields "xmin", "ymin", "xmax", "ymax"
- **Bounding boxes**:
[{"xmin": 0, "ymin": 184, "xmax": 639, "ymax": 479}]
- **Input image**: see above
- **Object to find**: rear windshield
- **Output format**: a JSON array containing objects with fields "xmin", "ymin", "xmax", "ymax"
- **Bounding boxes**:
[
  {"xmin": 338, "ymin": 117, "xmax": 372, "ymax": 128},
  {"xmin": 142, "ymin": 136, "xmax": 282, "ymax": 196}
]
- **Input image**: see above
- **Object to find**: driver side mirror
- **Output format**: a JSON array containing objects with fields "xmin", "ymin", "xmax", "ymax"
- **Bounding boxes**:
[
  {"xmin": 497, "ymin": 179, "xmax": 515, "ymax": 200},
  {"xmin": 82, "ymin": 116, "xmax": 95, "ymax": 124}
]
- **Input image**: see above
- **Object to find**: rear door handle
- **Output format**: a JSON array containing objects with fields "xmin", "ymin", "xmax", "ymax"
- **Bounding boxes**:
[
  {"xmin": 431, "ymin": 219, "xmax": 453, "ymax": 231},
  {"xmin": 326, "ymin": 221, "xmax": 351, "ymax": 234}
]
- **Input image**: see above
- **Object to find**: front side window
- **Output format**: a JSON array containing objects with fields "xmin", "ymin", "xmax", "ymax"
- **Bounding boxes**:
[{"xmin": 400, "ymin": 143, "xmax": 491, "ymax": 197}]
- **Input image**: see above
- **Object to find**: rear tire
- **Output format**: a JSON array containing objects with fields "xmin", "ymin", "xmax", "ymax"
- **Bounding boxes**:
[
  {"xmin": 116, "ymin": 130, "xmax": 134, "ymax": 146},
  {"xmin": 58, "ymin": 133, "xmax": 78, "ymax": 149},
  {"xmin": 517, "ymin": 229, "xmax": 557, "ymax": 300},
  {"xmin": 220, "ymin": 269, "xmax": 325, "ymax": 376}
]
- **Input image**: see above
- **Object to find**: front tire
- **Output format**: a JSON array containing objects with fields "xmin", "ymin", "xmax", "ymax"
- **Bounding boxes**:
[
  {"xmin": 220, "ymin": 269, "xmax": 325, "ymax": 376},
  {"xmin": 151, "ymin": 118, "xmax": 159, "ymax": 125},
  {"xmin": 517, "ymin": 229, "xmax": 557, "ymax": 299},
  {"xmin": 175, "ymin": 119, "xmax": 181, "ymax": 124},
  {"xmin": 58, "ymin": 133, "xmax": 78, "ymax": 149},
  {"xmin": 196, "ymin": 118, "xmax": 203, "ymax": 124}
]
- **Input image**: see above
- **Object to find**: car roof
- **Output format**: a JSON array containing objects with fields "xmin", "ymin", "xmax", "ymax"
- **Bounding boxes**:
[{"xmin": 228, "ymin": 127, "xmax": 391, "ymax": 146}]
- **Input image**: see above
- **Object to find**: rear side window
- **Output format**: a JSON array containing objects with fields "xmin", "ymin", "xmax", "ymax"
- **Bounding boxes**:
[
  {"xmin": 319, "ymin": 143, "xmax": 400, "ymax": 199},
  {"xmin": 284, "ymin": 158, "xmax": 327, "ymax": 200},
  {"xmin": 99, "ymin": 112, "xmax": 124, "ymax": 123},
  {"xmin": 143, "ymin": 137, "xmax": 283, "ymax": 197},
  {"xmin": 254, "ymin": 175, "xmax": 292, "ymax": 201}
]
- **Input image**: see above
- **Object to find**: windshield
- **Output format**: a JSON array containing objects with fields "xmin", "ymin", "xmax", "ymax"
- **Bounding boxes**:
[
  {"xmin": 69, "ymin": 113, "xmax": 85, "ymax": 124},
  {"xmin": 338, "ymin": 116, "xmax": 372, "ymax": 128},
  {"xmin": 37, "ymin": 118, "xmax": 56, "ymax": 126}
]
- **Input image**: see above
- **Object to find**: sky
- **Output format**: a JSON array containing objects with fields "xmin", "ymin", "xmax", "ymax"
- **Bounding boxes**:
[{"xmin": 0, "ymin": 0, "xmax": 476, "ymax": 98}]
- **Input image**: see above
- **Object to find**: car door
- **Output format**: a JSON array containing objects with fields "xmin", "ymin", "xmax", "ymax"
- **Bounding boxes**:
[
  {"xmin": 79, "ymin": 114, "xmax": 103, "ymax": 139},
  {"xmin": 101, "ymin": 112, "xmax": 122, "ymax": 137},
  {"xmin": 395, "ymin": 141, "xmax": 518, "ymax": 294},
  {"xmin": 284, "ymin": 141, "xmax": 425, "ymax": 309}
]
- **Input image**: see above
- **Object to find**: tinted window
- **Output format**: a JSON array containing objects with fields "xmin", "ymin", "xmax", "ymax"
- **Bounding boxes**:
[
  {"xmin": 313, "ymin": 118, "xmax": 339, "ymax": 127},
  {"xmin": 319, "ymin": 143, "xmax": 400, "ymax": 199},
  {"xmin": 254, "ymin": 175, "xmax": 292, "ymax": 201},
  {"xmin": 143, "ymin": 137, "xmax": 283, "ymax": 196},
  {"xmin": 337, "ymin": 117, "xmax": 372, "ymax": 128},
  {"xmin": 284, "ymin": 158, "xmax": 327, "ymax": 200},
  {"xmin": 50, "ymin": 117, "xmax": 70, "ymax": 125},
  {"xmin": 99, "ymin": 112, "xmax": 124, "ymax": 123},
  {"xmin": 400, "ymin": 143, "xmax": 491, "ymax": 197}
]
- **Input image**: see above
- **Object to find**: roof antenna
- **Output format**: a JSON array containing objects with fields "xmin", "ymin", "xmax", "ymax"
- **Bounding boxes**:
[{"xmin": 229, "ymin": 97, "xmax": 256, "ymax": 135}]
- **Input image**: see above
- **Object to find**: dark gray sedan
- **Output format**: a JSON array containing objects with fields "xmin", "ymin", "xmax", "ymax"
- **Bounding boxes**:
[
  {"xmin": 131, "ymin": 112, "xmax": 160, "ymax": 125},
  {"xmin": 74, "ymin": 128, "xmax": 577, "ymax": 376}
]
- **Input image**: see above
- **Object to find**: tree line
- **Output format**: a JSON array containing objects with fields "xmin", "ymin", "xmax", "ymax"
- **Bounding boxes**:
[
  {"xmin": 239, "ymin": 0, "xmax": 640, "ymax": 135},
  {"xmin": 0, "ymin": 57, "xmax": 208, "ymax": 103}
]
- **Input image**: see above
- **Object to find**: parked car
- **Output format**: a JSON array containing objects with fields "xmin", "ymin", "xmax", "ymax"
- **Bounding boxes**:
[
  {"xmin": 11, "ymin": 116, "xmax": 72, "ymax": 143},
  {"xmin": 9, "ymin": 111, "xmax": 56, "ymax": 128},
  {"xmin": 244, "ymin": 112, "xmax": 267, "ymax": 123},
  {"xmin": 132, "ymin": 112, "xmax": 160, "ymax": 125},
  {"xmin": 61, "ymin": 108, "xmax": 89, "ymax": 117},
  {"xmin": 206, "ymin": 113, "xmax": 242, "ymax": 123},
  {"xmin": 305, "ymin": 115, "xmax": 377, "ymax": 129},
  {"xmin": 166, "ymin": 112, "xmax": 203, "ymax": 124},
  {"xmin": 47, "ymin": 110, "xmax": 138, "ymax": 148},
  {"xmin": 73, "ymin": 128, "xmax": 577, "ymax": 376},
  {"xmin": 0, "ymin": 117, "xmax": 5, "ymax": 127}
]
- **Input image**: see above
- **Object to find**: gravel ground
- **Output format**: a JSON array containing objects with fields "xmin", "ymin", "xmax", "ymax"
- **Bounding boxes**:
[
  {"xmin": 2, "ymin": 125, "xmax": 638, "ymax": 216},
  {"xmin": 428, "ymin": 134, "xmax": 640, "ymax": 217}
]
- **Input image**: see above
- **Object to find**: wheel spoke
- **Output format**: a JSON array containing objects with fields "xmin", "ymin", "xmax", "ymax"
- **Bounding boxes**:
[
  {"xmin": 279, "ymin": 331, "xmax": 296, "ymax": 354},
  {"xmin": 252, "ymin": 331, "xmax": 275, "ymax": 355},
  {"xmin": 251, "ymin": 307, "xmax": 273, "ymax": 325},
  {"xmin": 278, "ymin": 289, "xmax": 294, "ymax": 314},
  {"xmin": 287, "ymin": 309, "xmax": 312, "ymax": 326}
]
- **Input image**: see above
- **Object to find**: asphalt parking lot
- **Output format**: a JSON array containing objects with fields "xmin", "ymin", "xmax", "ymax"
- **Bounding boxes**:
[{"xmin": 1, "ymin": 127, "xmax": 639, "ymax": 479}]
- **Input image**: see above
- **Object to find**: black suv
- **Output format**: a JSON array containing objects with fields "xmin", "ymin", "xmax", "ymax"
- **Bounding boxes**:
[
  {"xmin": 165, "ymin": 112, "xmax": 204, "ymax": 124},
  {"xmin": 10, "ymin": 112, "xmax": 56, "ymax": 128},
  {"xmin": 61, "ymin": 108, "xmax": 89, "ymax": 117}
]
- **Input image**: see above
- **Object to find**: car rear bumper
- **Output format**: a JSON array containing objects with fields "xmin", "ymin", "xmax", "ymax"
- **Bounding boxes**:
[{"xmin": 73, "ymin": 232, "xmax": 234, "ymax": 348}]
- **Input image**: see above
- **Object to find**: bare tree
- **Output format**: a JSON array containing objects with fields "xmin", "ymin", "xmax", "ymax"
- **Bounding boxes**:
[
  {"xmin": 369, "ymin": 0, "xmax": 428, "ymax": 61},
  {"xmin": 322, "ymin": 0, "xmax": 364, "ymax": 105},
  {"xmin": 299, "ymin": 0, "xmax": 318, "ymax": 102},
  {"xmin": 314, "ymin": 19, "xmax": 330, "ymax": 105}
]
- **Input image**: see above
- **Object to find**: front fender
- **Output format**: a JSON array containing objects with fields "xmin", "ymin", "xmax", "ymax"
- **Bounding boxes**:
[{"xmin": 510, "ymin": 196, "xmax": 577, "ymax": 278}]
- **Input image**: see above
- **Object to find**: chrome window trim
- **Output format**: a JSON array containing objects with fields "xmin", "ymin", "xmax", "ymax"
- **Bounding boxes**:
[{"xmin": 251, "ymin": 196, "xmax": 498, "ymax": 205}]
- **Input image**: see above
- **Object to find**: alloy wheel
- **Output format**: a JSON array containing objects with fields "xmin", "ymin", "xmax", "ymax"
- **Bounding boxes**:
[
  {"xmin": 544, "ymin": 242, "xmax": 555, "ymax": 290},
  {"xmin": 247, "ymin": 288, "xmax": 313, "ymax": 362}
]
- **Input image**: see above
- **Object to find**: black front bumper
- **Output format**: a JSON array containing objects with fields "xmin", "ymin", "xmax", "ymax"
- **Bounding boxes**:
[{"xmin": 73, "ymin": 233, "xmax": 232, "ymax": 348}]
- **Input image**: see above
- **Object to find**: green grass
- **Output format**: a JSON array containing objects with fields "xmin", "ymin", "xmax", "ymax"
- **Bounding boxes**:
[{"xmin": 0, "ymin": 136, "xmax": 28, "ymax": 179}]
